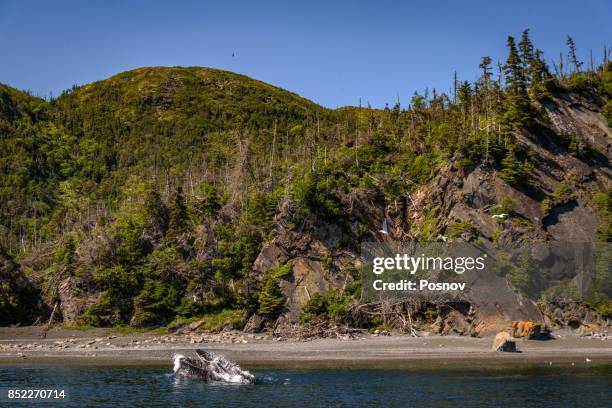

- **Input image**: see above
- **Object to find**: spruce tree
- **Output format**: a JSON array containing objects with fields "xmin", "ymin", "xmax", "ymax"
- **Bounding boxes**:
[
  {"xmin": 566, "ymin": 35, "xmax": 583, "ymax": 73},
  {"xmin": 519, "ymin": 29, "xmax": 535, "ymax": 82},
  {"xmin": 500, "ymin": 145, "xmax": 522, "ymax": 185},
  {"xmin": 505, "ymin": 36, "xmax": 527, "ymax": 92},
  {"xmin": 458, "ymin": 81, "xmax": 472, "ymax": 106},
  {"xmin": 503, "ymin": 36, "xmax": 532, "ymax": 127},
  {"xmin": 529, "ymin": 49, "xmax": 554, "ymax": 100},
  {"xmin": 479, "ymin": 56, "xmax": 493, "ymax": 85},
  {"xmin": 144, "ymin": 189, "xmax": 169, "ymax": 235},
  {"xmin": 257, "ymin": 265, "xmax": 291, "ymax": 315},
  {"xmin": 167, "ymin": 187, "xmax": 188, "ymax": 238}
]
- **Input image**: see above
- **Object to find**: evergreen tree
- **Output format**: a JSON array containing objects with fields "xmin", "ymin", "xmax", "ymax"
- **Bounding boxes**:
[
  {"xmin": 167, "ymin": 187, "xmax": 188, "ymax": 238},
  {"xmin": 144, "ymin": 189, "xmax": 169, "ymax": 235},
  {"xmin": 458, "ymin": 81, "xmax": 472, "ymax": 106},
  {"xmin": 500, "ymin": 144, "xmax": 534, "ymax": 187},
  {"xmin": 529, "ymin": 49, "xmax": 554, "ymax": 100},
  {"xmin": 519, "ymin": 29, "xmax": 535, "ymax": 82},
  {"xmin": 200, "ymin": 183, "xmax": 221, "ymax": 216},
  {"xmin": 503, "ymin": 36, "xmax": 533, "ymax": 127},
  {"xmin": 505, "ymin": 36, "xmax": 527, "ymax": 91},
  {"xmin": 258, "ymin": 264, "xmax": 291, "ymax": 315},
  {"xmin": 479, "ymin": 56, "xmax": 493, "ymax": 86},
  {"xmin": 567, "ymin": 35, "xmax": 583, "ymax": 73},
  {"xmin": 499, "ymin": 145, "xmax": 522, "ymax": 185}
]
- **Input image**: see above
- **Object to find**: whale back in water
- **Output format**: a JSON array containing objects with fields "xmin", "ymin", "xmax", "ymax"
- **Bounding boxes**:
[{"xmin": 173, "ymin": 350, "xmax": 255, "ymax": 384}]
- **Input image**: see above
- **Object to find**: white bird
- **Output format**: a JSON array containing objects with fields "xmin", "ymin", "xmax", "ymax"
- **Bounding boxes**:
[
  {"xmin": 549, "ymin": 361, "xmax": 552, "ymax": 366},
  {"xmin": 586, "ymin": 358, "xmax": 592, "ymax": 363},
  {"xmin": 492, "ymin": 213, "xmax": 509, "ymax": 219}
]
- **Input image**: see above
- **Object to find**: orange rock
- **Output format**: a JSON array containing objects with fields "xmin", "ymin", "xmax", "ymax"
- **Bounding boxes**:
[{"xmin": 511, "ymin": 321, "xmax": 541, "ymax": 338}]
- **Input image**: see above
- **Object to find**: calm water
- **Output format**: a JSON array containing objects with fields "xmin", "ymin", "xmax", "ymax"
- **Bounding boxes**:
[{"xmin": 0, "ymin": 364, "xmax": 610, "ymax": 407}]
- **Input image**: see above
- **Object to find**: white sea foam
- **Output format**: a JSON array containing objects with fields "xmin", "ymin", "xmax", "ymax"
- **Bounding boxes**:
[{"xmin": 173, "ymin": 354, "xmax": 185, "ymax": 373}]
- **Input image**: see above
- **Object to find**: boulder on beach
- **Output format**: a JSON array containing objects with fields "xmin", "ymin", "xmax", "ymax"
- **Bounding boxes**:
[
  {"xmin": 189, "ymin": 318, "xmax": 207, "ymax": 331},
  {"xmin": 511, "ymin": 321, "xmax": 541, "ymax": 339},
  {"xmin": 243, "ymin": 314, "xmax": 266, "ymax": 333},
  {"xmin": 492, "ymin": 331, "xmax": 517, "ymax": 352}
]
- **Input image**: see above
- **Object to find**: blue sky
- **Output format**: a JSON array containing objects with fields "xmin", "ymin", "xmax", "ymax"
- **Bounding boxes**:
[{"xmin": 0, "ymin": 0, "xmax": 610, "ymax": 108}]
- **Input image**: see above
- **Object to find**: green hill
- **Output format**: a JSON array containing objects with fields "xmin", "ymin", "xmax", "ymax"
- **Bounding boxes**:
[{"xmin": 1, "ymin": 34, "xmax": 611, "ymax": 332}]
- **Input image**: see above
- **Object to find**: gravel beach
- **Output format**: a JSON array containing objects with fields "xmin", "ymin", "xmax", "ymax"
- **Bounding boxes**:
[{"xmin": 1, "ymin": 326, "xmax": 610, "ymax": 368}]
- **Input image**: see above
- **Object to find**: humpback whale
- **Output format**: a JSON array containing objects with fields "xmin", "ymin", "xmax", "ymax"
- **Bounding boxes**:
[{"xmin": 173, "ymin": 350, "xmax": 255, "ymax": 384}]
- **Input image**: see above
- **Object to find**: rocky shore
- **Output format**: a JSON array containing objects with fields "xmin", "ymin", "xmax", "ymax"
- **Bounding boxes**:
[{"xmin": 1, "ymin": 326, "xmax": 611, "ymax": 367}]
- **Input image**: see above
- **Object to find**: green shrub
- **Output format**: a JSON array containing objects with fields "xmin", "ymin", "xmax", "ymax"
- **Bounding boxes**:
[
  {"xmin": 558, "ymin": 133, "xmax": 578, "ymax": 156},
  {"xmin": 367, "ymin": 316, "xmax": 385, "ymax": 331},
  {"xmin": 300, "ymin": 289, "xmax": 350, "ymax": 323},
  {"xmin": 213, "ymin": 224, "xmax": 262, "ymax": 281},
  {"xmin": 552, "ymin": 183, "xmax": 573, "ymax": 203},
  {"xmin": 541, "ymin": 183, "xmax": 575, "ymax": 219},
  {"xmin": 80, "ymin": 265, "xmax": 143, "ymax": 326},
  {"xmin": 321, "ymin": 253, "xmax": 333, "ymax": 273},
  {"xmin": 132, "ymin": 279, "xmax": 180, "ymax": 326},
  {"xmin": 258, "ymin": 264, "xmax": 291, "ymax": 315},
  {"xmin": 492, "ymin": 228, "xmax": 502, "ymax": 242},
  {"xmin": 541, "ymin": 198, "xmax": 552, "ymax": 216},
  {"xmin": 300, "ymin": 293, "xmax": 328, "ymax": 323},
  {"xmin": 448, "ymin": 220, "xmax": 477, "ymax": 239},
  {"xmin": 357, "ymin": 222, "xmax": 372, "ymax": 241},
  {"xmin": 167, "ymin": 187, "xmax": 189, "ymax": 238},
  {"xmin": 201, "ymin": 309, "xmax": 246, "ymax": 331},
  {"xmin": 499, "ymin": 145, "xmax": 534, "ymax": 186},
  {"xmin": 327, "ymin": 295, "xmax": 350, "ymax": 319},
  {"xmin": 292, "ymin": 171, "xmax": 341, "ymax": 221},
  {"xmin": 566, "ymin": 72, "xmax": 594, "ymax": 92},
  {"xmin": 54, "ymin": 234, "xmax": 78, "ymax": 274},
  {"xmin": 494, "ymin": 252, "xmax": 540, "ymax": 298},
  {"xmin": 592, "ymin": 191, "xmax": 611, "ymax": 241},
  {"xmin": 418, "ymin": 205, "xmax": 439, "ymax": 241},
  {"xmin": 198, "ymin": 183, "xmax": 222, "ymax": 216},
  {"xmin": 396, "ymin": 153, "xmax": 434, "ymax": 185},
  {"xmin": 495, "ymin": 197, "xmax": 517, "ymax": 215},
  {"xmin": 603, "ymin": 101, "xmax": 612, "ymax": 128},
  {"xmin": 423, "ymin": 305, "xmax": 438, "ymax": 321},
  {"xmin": 588, "ymin": 301, "xmax": 612, "ymax": 319}
]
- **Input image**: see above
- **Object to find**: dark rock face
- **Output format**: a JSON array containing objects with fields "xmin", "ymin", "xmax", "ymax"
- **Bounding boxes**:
[
  {"xmin": 543, "ymin": 200, "xmax": 599, "ymax": 241},
  {"xmin": 543, "ymin": 90, "xmax": 611, "ymax": 159}
]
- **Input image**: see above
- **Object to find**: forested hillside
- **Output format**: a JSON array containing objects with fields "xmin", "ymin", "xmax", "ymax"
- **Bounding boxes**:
[{"xmin": 1, "ymin": 32, "xmax": 610, "ymax": 334}]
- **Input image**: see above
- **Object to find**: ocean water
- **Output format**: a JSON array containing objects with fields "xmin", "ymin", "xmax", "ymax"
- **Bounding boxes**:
[{"xmin": 0, "ymin": 364, "xmax": 610, "ymax": 407}]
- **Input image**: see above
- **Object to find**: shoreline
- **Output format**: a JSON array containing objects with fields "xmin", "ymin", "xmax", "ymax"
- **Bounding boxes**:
[{"xmin": 1, "ymin": 326, "xmax": 611, "ymax": 368}]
